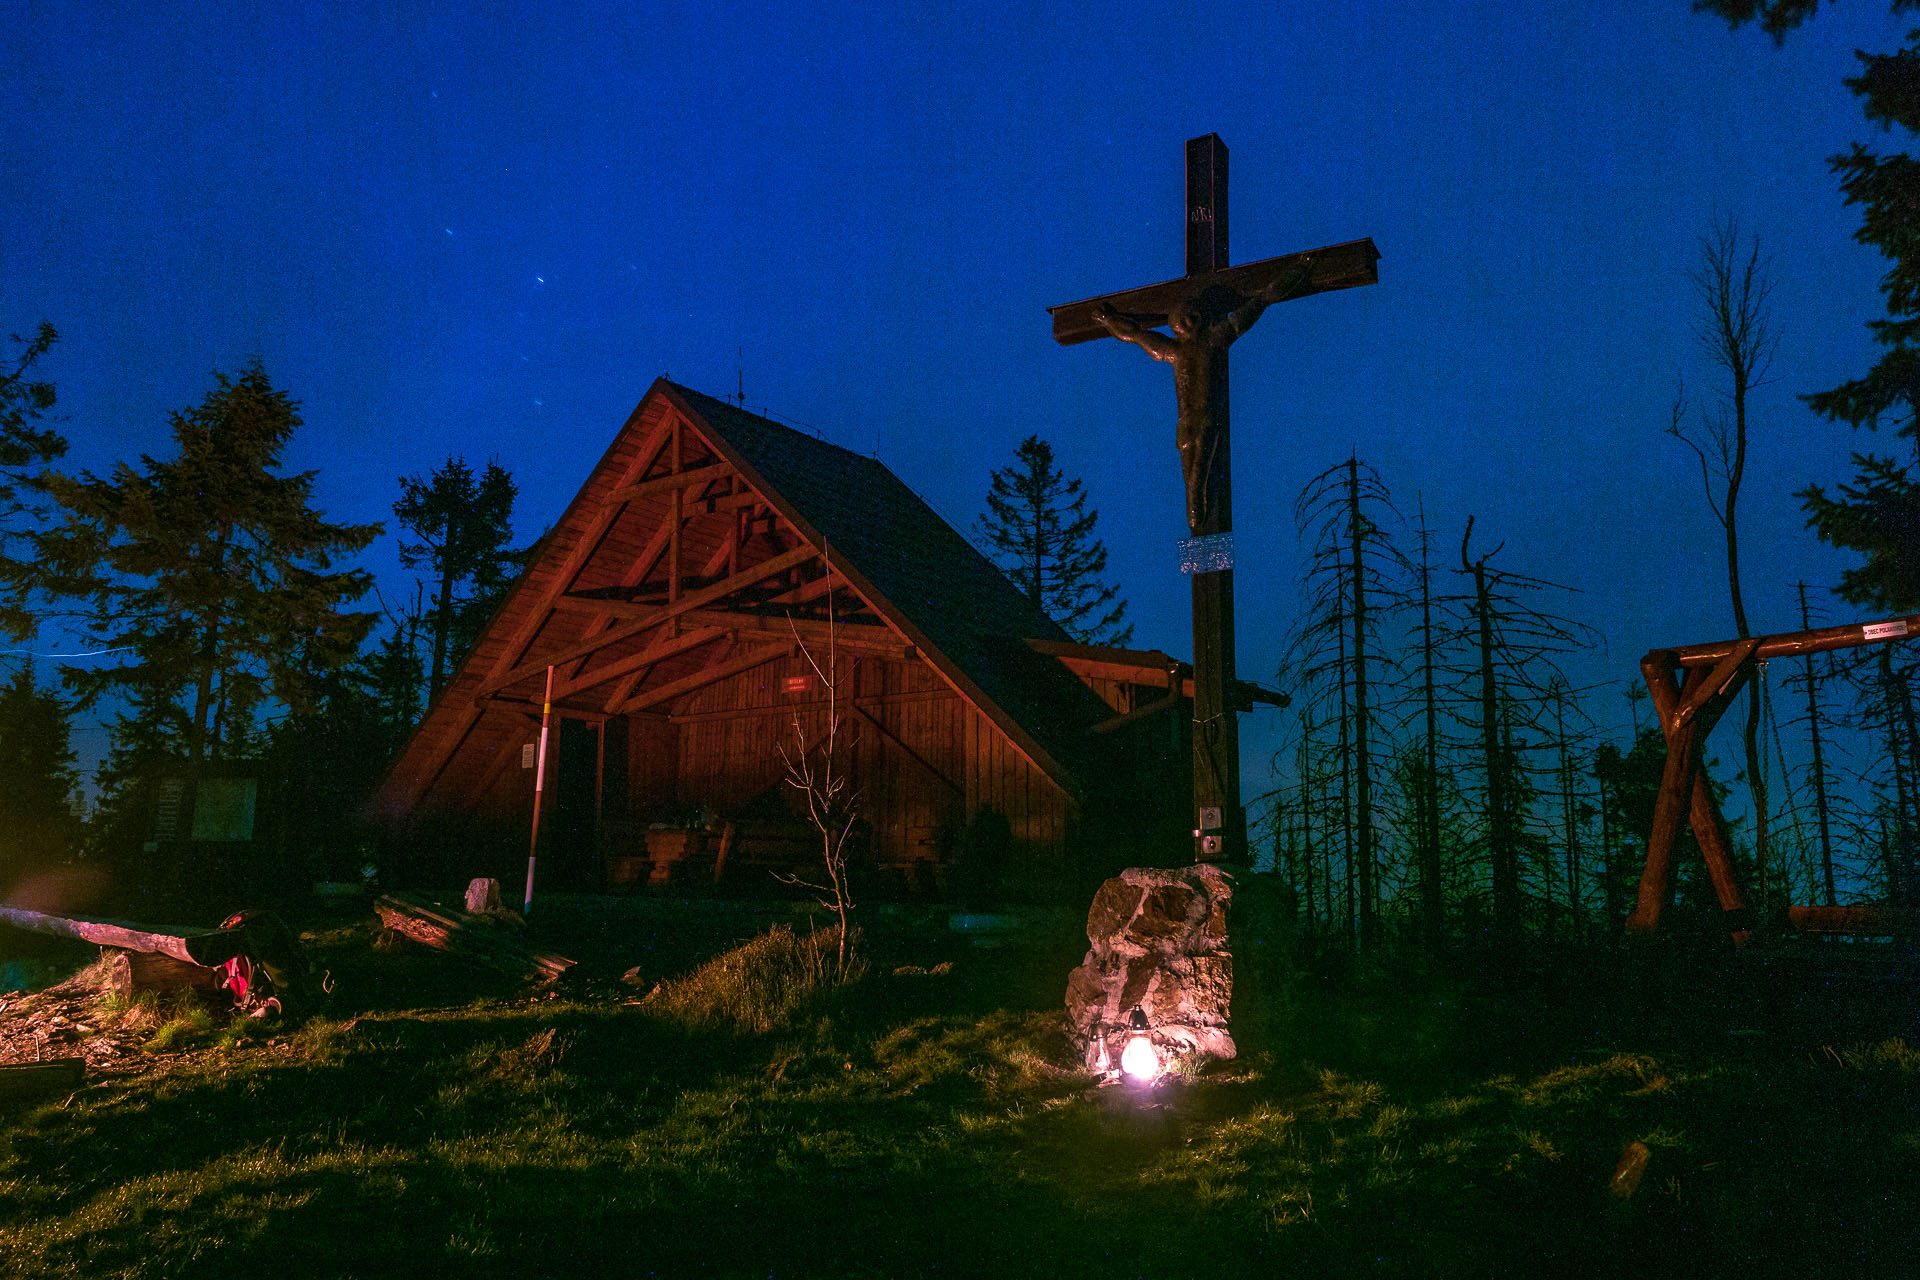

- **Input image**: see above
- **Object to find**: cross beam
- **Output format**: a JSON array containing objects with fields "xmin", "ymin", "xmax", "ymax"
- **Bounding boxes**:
[
  {"xmin": 1047, "ymin": 239, "xmax": 1379, "ymax": 346},
  {"xmin": 1049, "ymin": 134, "xmax": 1377, "ymax": 864}
]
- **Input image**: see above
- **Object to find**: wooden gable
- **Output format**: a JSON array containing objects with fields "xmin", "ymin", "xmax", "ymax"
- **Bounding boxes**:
[{"xmin": 369, "ymin": 381, "xmax": 1132, "ymax": 893}]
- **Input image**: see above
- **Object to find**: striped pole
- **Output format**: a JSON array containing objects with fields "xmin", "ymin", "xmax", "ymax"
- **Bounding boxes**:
[{"xmin": 524, "ymin": 665, "xmax": 554, "ymax": 913}]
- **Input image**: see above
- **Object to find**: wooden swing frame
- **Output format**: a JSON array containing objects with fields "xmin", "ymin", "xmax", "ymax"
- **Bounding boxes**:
[{"xmin": 1627, "ymin": 611, "xmax": 1920, "ymax": 941}]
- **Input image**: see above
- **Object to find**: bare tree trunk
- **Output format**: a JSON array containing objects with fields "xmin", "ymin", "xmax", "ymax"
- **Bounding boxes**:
[
  {"xmin": 1798, "ymin": 583, "xmax": 1839, "ymax": 907},
  {"xmin": 1677, "ymin": 218, "xmax": 1777, "ymax": 913},
  {"xmin": 1347, "ymin": 458, "xmax": 1377, "ymax": 947},
  {"xmin": 1554, "ymin": 684, "xmax": 1581, "ymax": 931},
  {"xmin": 430, "ymin": 558, "xmax": 456, "ymax": 702},
  {"xmin": 1597, "ymin": 768, "xmax": 1619, "ymax": 932},
  {"xmin": 1297, "ymin": 709, "xmax": 1319, "ymax": 927},
  {"xmin": 1882, "ymin": 649, "xmax": 1920, "ymax": 905},
  {"xmin": 1336, "ymin": 611, "xmax": 1355, "ymax": 950},
  {"xmin": 1416, "ymin": 498, "xmax": 1445, "ymax": 948},
  {"xmin": 1465, "ymin": 521, "xmax": 1518, "ymax": 955}
]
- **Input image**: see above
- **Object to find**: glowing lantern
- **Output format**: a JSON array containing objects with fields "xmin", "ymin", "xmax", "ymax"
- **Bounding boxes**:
[{"xmin": 1119, "ymin": 1008, "xmax": 1158, "ymax": 1083}]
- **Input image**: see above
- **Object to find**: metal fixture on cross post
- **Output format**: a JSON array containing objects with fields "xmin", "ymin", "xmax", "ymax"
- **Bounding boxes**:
[{"xmin": 1047, "ymin": 134, "xmax": 1379, "ymax": 863}]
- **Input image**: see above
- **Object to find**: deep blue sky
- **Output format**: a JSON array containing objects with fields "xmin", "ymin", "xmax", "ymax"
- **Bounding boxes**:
[{"xmin": 4, "ymin": 0, "xmax": 1912, "ymax": 785}]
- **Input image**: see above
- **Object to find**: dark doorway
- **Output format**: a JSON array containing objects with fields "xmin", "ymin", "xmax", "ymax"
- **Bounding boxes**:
[{"xmin": 549, "ymin": 719, "xmax": 601, "ymax": 890}]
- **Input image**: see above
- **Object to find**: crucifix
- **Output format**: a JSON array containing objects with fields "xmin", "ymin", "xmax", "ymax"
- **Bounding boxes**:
[{"xmin": 1048, "ymin": 134, "xmax": 1379, "ymax": 863}]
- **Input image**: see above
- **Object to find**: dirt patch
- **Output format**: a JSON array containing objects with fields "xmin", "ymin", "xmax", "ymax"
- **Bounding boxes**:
[{"xmin": 0, "ymin": 958, "xmax": 192, "ymax": 1080}]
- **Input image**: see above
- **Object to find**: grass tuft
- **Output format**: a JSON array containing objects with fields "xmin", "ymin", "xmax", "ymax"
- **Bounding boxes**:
[{"xmin": 641, "ymin": 924, "xmax": 865, "ymax": 1034}]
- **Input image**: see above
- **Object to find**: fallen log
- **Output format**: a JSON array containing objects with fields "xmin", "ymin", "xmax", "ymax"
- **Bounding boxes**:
[
  {"xmin": 373, "ymin": 893, "xmax": 574, "ymax": 983},
  {"xmin": 1788, "ymin": 904, "xmax": 1920, "ymax": 935},
  {"xmin": 0, "ymin": 1057, "xmax": 84, "ymax": 1105},
  {"xmin": 103, "ymin": 950, "xmax": 227, "ymax": 1001},
  {"xmin": 0, "ymin": 905, "xmax": 250, "ymax": 967}
]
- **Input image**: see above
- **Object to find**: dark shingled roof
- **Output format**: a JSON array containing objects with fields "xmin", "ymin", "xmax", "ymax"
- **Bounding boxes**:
[{"xmin": 660, "ymin": 382, "xmax": 1118, "ymax": 795}]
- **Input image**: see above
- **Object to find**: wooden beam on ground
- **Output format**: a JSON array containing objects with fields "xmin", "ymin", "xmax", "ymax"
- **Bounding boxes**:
[
  {"xmin": 0, "ymin": 905, "xmax": 248, "ymax": 968},
  {"xmin": 373, "ymin": 893, "xmax": 575, "ymax": 983},
  {"xmin": 1788, "ymin": 904, "xmax": 1920, "ymax": 935},
  {"xmin": 105, "ymin": 950, "xmax": 227, "ymax": 1000}
]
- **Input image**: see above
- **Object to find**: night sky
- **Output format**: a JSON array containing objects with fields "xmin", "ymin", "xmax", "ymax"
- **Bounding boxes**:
[{"xmin": 4, "ymin": 1, "xmax": 1910, "ymax": 787}]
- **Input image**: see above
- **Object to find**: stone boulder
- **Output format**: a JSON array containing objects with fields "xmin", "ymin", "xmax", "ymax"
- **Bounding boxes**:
[{"xmin": 1065, "ymin": 865, "xmax": 1234, "ymax": 1074}]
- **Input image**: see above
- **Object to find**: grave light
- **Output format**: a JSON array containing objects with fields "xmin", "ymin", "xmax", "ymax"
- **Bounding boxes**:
[{"xmin": 1120, "ymin": 1007, "xmax": 1159, "ymax": 1083}]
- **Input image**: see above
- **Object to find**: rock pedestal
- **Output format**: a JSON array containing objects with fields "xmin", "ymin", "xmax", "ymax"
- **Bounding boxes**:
[{"xmin": 1064, "ymin": 865, "xmax": 1234, "ymax": 1073}]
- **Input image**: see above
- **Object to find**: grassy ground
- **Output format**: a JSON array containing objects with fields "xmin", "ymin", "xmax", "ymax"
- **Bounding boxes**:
[{"xmin": 1, "ymin": 900, "xmax": 1916, "ymax": 1279}]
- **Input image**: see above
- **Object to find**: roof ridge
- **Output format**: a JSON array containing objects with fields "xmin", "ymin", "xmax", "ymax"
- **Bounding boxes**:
[{"xmin": 666, "ymin": 380, "xmax": 883, "ymax": 471}]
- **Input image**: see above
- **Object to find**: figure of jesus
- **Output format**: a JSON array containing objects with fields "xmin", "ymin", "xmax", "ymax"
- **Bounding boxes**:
[{"xmin": 1090, "ymin": 258, "xmax": 1315, "ymax": 535}]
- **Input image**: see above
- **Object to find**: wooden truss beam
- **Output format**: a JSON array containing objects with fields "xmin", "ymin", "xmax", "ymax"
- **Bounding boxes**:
[
  {"xmin": 606, "ymin": 460, "xmax": 733, "ymax": 505},
  {"xmin": 397, "ymin": 409, "xmax": 682, "ymax": 814},
  {"xmin": 551, "ymin": 626, "xmax": 728, "ymax": 702},
  {"xmin": 614, "ymin": 641, "xmax": 793, "ymax": 715},
  {"xmin": 490, "ymin": 544, "xmax": 816, "ymax": 698},
  {"xmin": 852, "ymin": 703, "xmax": 964, "ymax": 797}
]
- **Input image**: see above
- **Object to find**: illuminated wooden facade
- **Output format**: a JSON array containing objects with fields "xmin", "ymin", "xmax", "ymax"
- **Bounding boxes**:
[{"xmin": 369, "ymin": 381, "xmax": 1193, "ymax": 897}]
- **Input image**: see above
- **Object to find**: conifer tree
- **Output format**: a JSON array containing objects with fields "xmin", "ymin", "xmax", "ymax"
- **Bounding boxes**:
[
  {"xmin": 39, "ymin": 364, "xmax": 379, "ymax": 795},
  {"xmin": 394, "ymin": 457, "xmax": 521, "ymax": 700},
  {"xmin": 0, "ymin": 323, "xmax": 67, "ymax": 641},
  {"xmin": 975, "ymin": 436, "xmax": 1132, "ymax": 645},
  {"xmin": 0, "ymin": 662, "xmax": 81, "ymax": 880}
]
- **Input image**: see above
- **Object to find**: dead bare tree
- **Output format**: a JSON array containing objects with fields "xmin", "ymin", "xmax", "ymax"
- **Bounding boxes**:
[
  {"xmin": 1667, "ymin": 215, "xmax": 1781, "ymax": 909},
  {"xmin": 777, "ymin": 568, "xmax": 861, "ymax": 973},
  {"xmin": 1284, "ymin": 455, "xmax": 1406, "ymax": 949}
]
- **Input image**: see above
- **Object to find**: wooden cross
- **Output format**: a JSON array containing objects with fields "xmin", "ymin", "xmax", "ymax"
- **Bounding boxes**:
[{"xmin": 1048, "ymin": 134, "xmax": 1379, "ymax": 864}]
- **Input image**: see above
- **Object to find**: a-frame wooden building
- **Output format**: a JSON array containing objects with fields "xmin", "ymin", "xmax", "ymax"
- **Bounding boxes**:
[{"xmin": 369, "ymin": 381, "xmax": 1197, "ymax": 900}]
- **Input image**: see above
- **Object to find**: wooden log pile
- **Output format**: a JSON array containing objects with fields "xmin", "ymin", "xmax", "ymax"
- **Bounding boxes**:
[{"xmin": 373, "ymin": 892, "xmax": 575, "ymax": 983}]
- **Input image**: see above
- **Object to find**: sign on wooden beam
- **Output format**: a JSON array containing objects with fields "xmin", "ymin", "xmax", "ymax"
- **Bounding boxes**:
[{"xmin": 1179, "ymin": 532, "xmax": 1234, "ymax": 575}]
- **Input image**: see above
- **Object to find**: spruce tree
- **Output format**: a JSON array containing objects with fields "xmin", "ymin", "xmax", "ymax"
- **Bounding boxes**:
[
  {"xmin": 975, "ymin": 436, "xmax": 1132, "ymax": 645},
  {"xmin": 0, "ymin": 662, "xmax": 81, "ymax": 882},
  {"xmin": 0, "ymin": 323, "xmax": 67, "ymax": 641},
  {"xmin": 40, "ymin": 363, "xmax": 379, "ymax": 795},
  {"xmin": 394, "ymin": 456, "xmax": 521, "ymax": 700}
]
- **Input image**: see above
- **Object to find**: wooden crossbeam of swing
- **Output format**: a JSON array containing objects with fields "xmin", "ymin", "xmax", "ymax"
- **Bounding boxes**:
[
  {"xmin": 1627, "ymin": 611, "xmax": 1920, "ymax": 939},
  {"xmin": 1627, "ymin": 640, "xmax": 1761, "ymax": 938}
]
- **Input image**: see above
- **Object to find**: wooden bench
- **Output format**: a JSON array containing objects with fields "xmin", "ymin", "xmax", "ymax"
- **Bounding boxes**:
[{"xmin": 712, "ymin": 819, "xmax": 824, "ymax": 887}]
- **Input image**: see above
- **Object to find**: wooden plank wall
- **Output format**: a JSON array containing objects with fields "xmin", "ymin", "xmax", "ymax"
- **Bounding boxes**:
[{"xmin": 598, "ymin": 649, "xmax": 1076, "ymax": 887}]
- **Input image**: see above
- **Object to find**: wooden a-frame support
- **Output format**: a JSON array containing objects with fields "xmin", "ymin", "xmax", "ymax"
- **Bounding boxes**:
[{"xmin": 1627, "ymin": 611, "xmax": 1920, "ymax": 941}]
